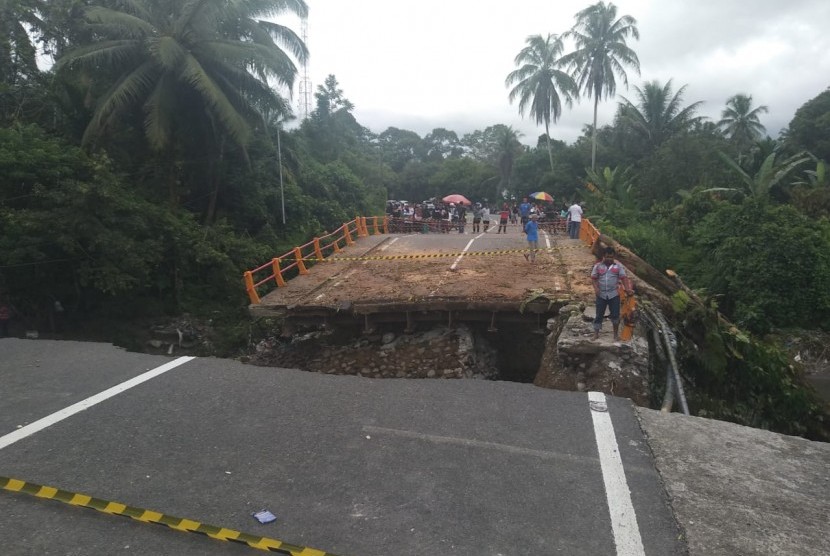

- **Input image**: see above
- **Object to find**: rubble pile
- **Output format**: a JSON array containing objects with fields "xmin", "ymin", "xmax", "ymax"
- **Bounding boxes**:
[{"xmin": 248, "ymin": 324, "xmax": 499, "ymax": 380}]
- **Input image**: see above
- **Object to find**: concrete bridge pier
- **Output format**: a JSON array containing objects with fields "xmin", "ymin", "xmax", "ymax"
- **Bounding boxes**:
[{"xmin": 534, "ymin": 306, "xmax": 652, "ymax": 404}]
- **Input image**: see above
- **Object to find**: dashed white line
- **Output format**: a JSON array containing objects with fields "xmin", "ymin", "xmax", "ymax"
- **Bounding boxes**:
[
  {"xmin": 378, "ymin": 237, "xmax": 399, "ymax": 251},
  {"xmin": 588, "ymin": 391, "xmax": 646, "ymax": 556},
  {"xmin": 449, "ymin": 236, "xmax": 481, "ymax": 271},
  {"xmin": 0, "ymin": 357, "xmax": 195, "ymax": 450}
]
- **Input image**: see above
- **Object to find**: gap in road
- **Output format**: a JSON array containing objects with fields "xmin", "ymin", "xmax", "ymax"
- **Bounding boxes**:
[{"xmin": 246, "ymin": 320, "xmax": 548, "ymax": 384}]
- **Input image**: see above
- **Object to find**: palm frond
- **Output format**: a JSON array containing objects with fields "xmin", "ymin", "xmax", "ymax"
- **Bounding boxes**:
[
  {"xmin": 55, "ymin": 40, "xmax": 142, "ymax": 71},
  {"xmin": 149, "ymin": 36, "xmax": 189, "ymax": 71},
  {"xmin": 143, "ymin": 74, "xmax": 177, "ymax": 150},
  {"xmin": 84, "ymin": 6, "xmax": 157, "ymax": 38},
  {"xmin": 253, "ymin": 20, "xmax": 308, "ymax": 64},
  {"xmin": 83, "ymin": 61, "xmax": 160, "ymax": 145},
  {"xmin": 178, "ymin": 53, "xmax": 252, "ymax": 147}
]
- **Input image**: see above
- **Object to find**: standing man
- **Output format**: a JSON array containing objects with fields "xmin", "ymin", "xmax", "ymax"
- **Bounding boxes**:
[
  {"xmin": 567, "ymin": 201, "xmax": 583, "ymax": 239},
  {"xmin": 523, "ymin": 213, "xmax": 540, "ymax": 262},
  {"xmin": 591, "ymin": 247, "xmax": 634, "ymax": 341},
  {"xmin": 457, "ymin": 204, "xmax": 467, "ymax": 233},
  {"xmin": 497, "ymin": 204, "xmax": 510, "ymax": 233},
  {"xmin": 482, "ymin": 205, "xmax": 491, "ymax": 232},
  {"xmin": 519, "ymin": 197, "xmax": 532, "ymax": 227}
]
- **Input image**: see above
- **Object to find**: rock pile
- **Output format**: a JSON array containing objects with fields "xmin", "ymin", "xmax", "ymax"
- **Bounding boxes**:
[{"xmin": 249, "ymin": 324, "xmax": 499, "ymax": 380}]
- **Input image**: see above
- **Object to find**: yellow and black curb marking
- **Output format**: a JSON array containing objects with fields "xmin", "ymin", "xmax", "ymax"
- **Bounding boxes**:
[
  {"xmin": 303, "ymin": 245, "xmax": 585, "ymax": 262},
  {"xmin": 0, "ymin": 475, "xmax": 341, "ymax": 555}
]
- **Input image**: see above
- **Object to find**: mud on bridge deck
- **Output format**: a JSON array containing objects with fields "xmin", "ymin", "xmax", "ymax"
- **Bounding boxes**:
[{"xmin": 249, "ymin": 226, "xmax": 600, "ymax": 332}]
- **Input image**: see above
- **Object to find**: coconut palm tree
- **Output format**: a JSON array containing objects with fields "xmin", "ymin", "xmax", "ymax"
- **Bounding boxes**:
[
  {"xmin": 0, "ymin": 0, "xmax": 45, "ymax": 83},
  {"xmin": 56, "ymin": 0, "xmax": 308, "ymax": 222},
  {"xmin": 718, "ymin": 93, "xmax": 768, "ymax": 160},
  {"xmin": 57, "ymin": 0, "xmax": 308, "ymax": 151},
  {"xmin": 506, "ymin": 34, "xmax": 578, "ymax": 171},
  {"xmin": 490, "ymin": 125, "xmax": 523, "ymax": 200},
  {"xmin": 561, "ymin": 1, "xmax": 640, "ymax": 171},
  {"xmin": 618, "ymin": 79, "xmax": 704, "ymax": 149}
]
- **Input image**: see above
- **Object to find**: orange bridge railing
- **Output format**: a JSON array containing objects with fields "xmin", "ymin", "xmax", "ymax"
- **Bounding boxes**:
[{"xmin": 243, "ymin": 216, "xmax": 387, "ymax": 304}]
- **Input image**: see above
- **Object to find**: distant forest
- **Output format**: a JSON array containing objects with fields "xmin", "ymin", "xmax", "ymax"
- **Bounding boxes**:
[{"xmin": 2, "ymin": 1, "xmax": 829, "ymax": 437}]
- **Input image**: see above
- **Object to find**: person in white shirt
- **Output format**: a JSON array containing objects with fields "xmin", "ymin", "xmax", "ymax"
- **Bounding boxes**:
[{"xmin": 566, "ymin": 202, "xmax": 583, "ymax": 239}]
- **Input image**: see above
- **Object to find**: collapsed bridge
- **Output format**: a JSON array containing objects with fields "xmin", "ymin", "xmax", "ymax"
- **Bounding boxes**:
[{"xmin": 245, "ymin": 217, "xmax": 627, "ymax": 335}]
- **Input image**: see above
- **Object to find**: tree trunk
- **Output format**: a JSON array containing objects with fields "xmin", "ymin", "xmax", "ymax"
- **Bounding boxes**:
[
  {"xmin": 593, "ymin": 234, "xmax": 679, "ymax": 298},
  {"xmin": 204, "ymin": 140, "xmax": 226, "ymax": 225},
  {"xmin": 545, "ymin": 122, "xmax": 554, "ymax": 171},
  {"xmin": 591, "ymin": 95, "xmax": 599, "ymax": 172}
]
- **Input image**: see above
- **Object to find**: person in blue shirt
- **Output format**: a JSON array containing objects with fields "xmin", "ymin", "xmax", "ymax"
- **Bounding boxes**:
[
  {"xmin": 519, "ymin": 197, "xmax": 532, "ymax": 226},
  {"xmin": 523, "ymin": 213, "xmax": 540, "ymax": 262}
]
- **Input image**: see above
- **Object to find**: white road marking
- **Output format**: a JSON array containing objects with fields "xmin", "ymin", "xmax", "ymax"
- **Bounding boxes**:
[
  {"xmin": 544, "ymin": 231, "xmax": 551, "ymax": 249},
  {"xmin": 0, "ymin": 357, "xmax": 195, "ymax": 450},
  {"xmin": 378, "ymin": 237, "xmax": 399, "ymax": 251},
  {"xmin": 326, "ymin": 259, "xmax": 369, "ymax": 298},
  {"xmin": 450, "ymin": 237, "xmax": 479, "ymax": 271},
  {"xmin": 588, "ymin": 391, "xmax": 646, "ymax": 556},
  {"xmin": 333, "ymin": 269, "xmax": 358, "ymax": 288},
  {"xmin": 367, "ymin": 237, "xmax": 398, "ymax": 264}
]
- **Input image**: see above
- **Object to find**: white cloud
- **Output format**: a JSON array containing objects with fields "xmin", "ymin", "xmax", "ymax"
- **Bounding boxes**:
[{"xmin": 279, "ymin": 0, "xmax": 830, "ymax": 145}]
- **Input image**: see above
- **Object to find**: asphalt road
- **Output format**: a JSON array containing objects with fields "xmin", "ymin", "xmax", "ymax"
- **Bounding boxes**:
[{"xmin": 0, "ymin": 338, "xmax": 685, "ymax": 555}]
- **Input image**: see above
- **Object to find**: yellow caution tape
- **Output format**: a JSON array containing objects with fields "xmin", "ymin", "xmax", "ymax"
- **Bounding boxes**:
[
  {"xmin": 304, "ymin": 246, "xmax": 588, "ymax": 262},
  {"xmin": 0, "ymin": 475, "xmax": 341, "ymax": 555}
]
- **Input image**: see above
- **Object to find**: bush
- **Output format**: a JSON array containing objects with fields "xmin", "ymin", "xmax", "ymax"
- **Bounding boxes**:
[{"xmin": 687, "ymin": 198, "xmax": 830, "ymax": 333}]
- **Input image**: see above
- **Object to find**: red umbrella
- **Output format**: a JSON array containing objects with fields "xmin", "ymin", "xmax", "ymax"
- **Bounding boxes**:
[{"xmin": 442, "ymin": 194, "xmax": 472, "ymax": 205}]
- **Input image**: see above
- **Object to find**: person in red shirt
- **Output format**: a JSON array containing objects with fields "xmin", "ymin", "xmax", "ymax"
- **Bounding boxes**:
[
  {"xmin": 0, "ymin": 298, "xmax": 11, "ymax": 337},
  {"xmin": 498, "ymin": 204, "xmax": 509, "ymax": 233}
]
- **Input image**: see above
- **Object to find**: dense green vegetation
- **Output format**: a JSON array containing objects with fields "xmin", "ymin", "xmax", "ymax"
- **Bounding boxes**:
[{"xmin": 1, "ymin": 1, "xmax": 828, "ymax": 438}]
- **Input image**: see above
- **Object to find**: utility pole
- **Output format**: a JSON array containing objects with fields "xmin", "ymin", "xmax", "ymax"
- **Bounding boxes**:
[
  {"xmin": 297, "ymin": 17, "xmax": 311, "ymax": 121},
  {"xmin": 277, "ymin": 124, "xmax": 285, "ymax": 225}
]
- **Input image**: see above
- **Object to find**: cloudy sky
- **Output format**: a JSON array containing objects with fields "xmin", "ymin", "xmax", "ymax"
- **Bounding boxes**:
[{"xmin": 278, "ymin": 0, "xmax": 829, "ymax": 145}]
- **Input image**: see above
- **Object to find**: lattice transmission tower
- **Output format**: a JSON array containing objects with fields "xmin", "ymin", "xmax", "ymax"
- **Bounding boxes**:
[{"xmin": 297, "ymin": 17, "xmax": 312, "ymax": 121}]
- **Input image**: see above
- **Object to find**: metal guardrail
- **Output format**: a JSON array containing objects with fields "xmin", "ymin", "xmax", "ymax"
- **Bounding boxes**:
[{"xmin": 243, "ymin": 216, "xmax": 387, "ymax": 304}]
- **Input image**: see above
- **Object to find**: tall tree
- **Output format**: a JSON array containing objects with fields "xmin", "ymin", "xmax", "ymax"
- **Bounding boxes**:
[
  {"xmin": 782, "ymin": 88, "xmax": 830, "ymax": 162},
  {"xmin": 56, "ymin": 0, "xmax": 309, "ymax": 221},
  {"xmin": 305, "ymin": 74, "xmax": 367, "ymax": 162},
  {"xmin": 314, "ymin": 74, "xmax": 355, "ymax": 116},
  {"xmin": 618, "ymin": 79, "xmax": 704, "ymax": 149},
  {"xmin": 718, "ymin": 93, "xmax": 768, "ymax": 159},
  {"xmin": 377, "ymin": 127, "xmax": 426, "ymax": 172},
  {"xmin": 423, "ymin": 127, "xmax": 462, "ymax": 161},
  {"xmin": 0, "ymin": 0, "xmax": 45, "ymax": 84},
  {"xmin": 506, "ymin": 33, "xmax": 578, "ymax": 171},
  {"xmin": 491, "ymin": 125, "xmax": 524, "ymax": 200},
  {"xmin": 562, "ymin": 1, "xmax": 640, "ymax": 171}
]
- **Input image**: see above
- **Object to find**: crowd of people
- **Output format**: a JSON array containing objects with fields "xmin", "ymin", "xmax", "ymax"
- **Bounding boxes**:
[
  {"xmin": 385, "ymin": 197, "xmax": 586, "ymax": 236},
  {"xmin": 385, "ymin": 196, "xmax": 629, "ymax": 340}
]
